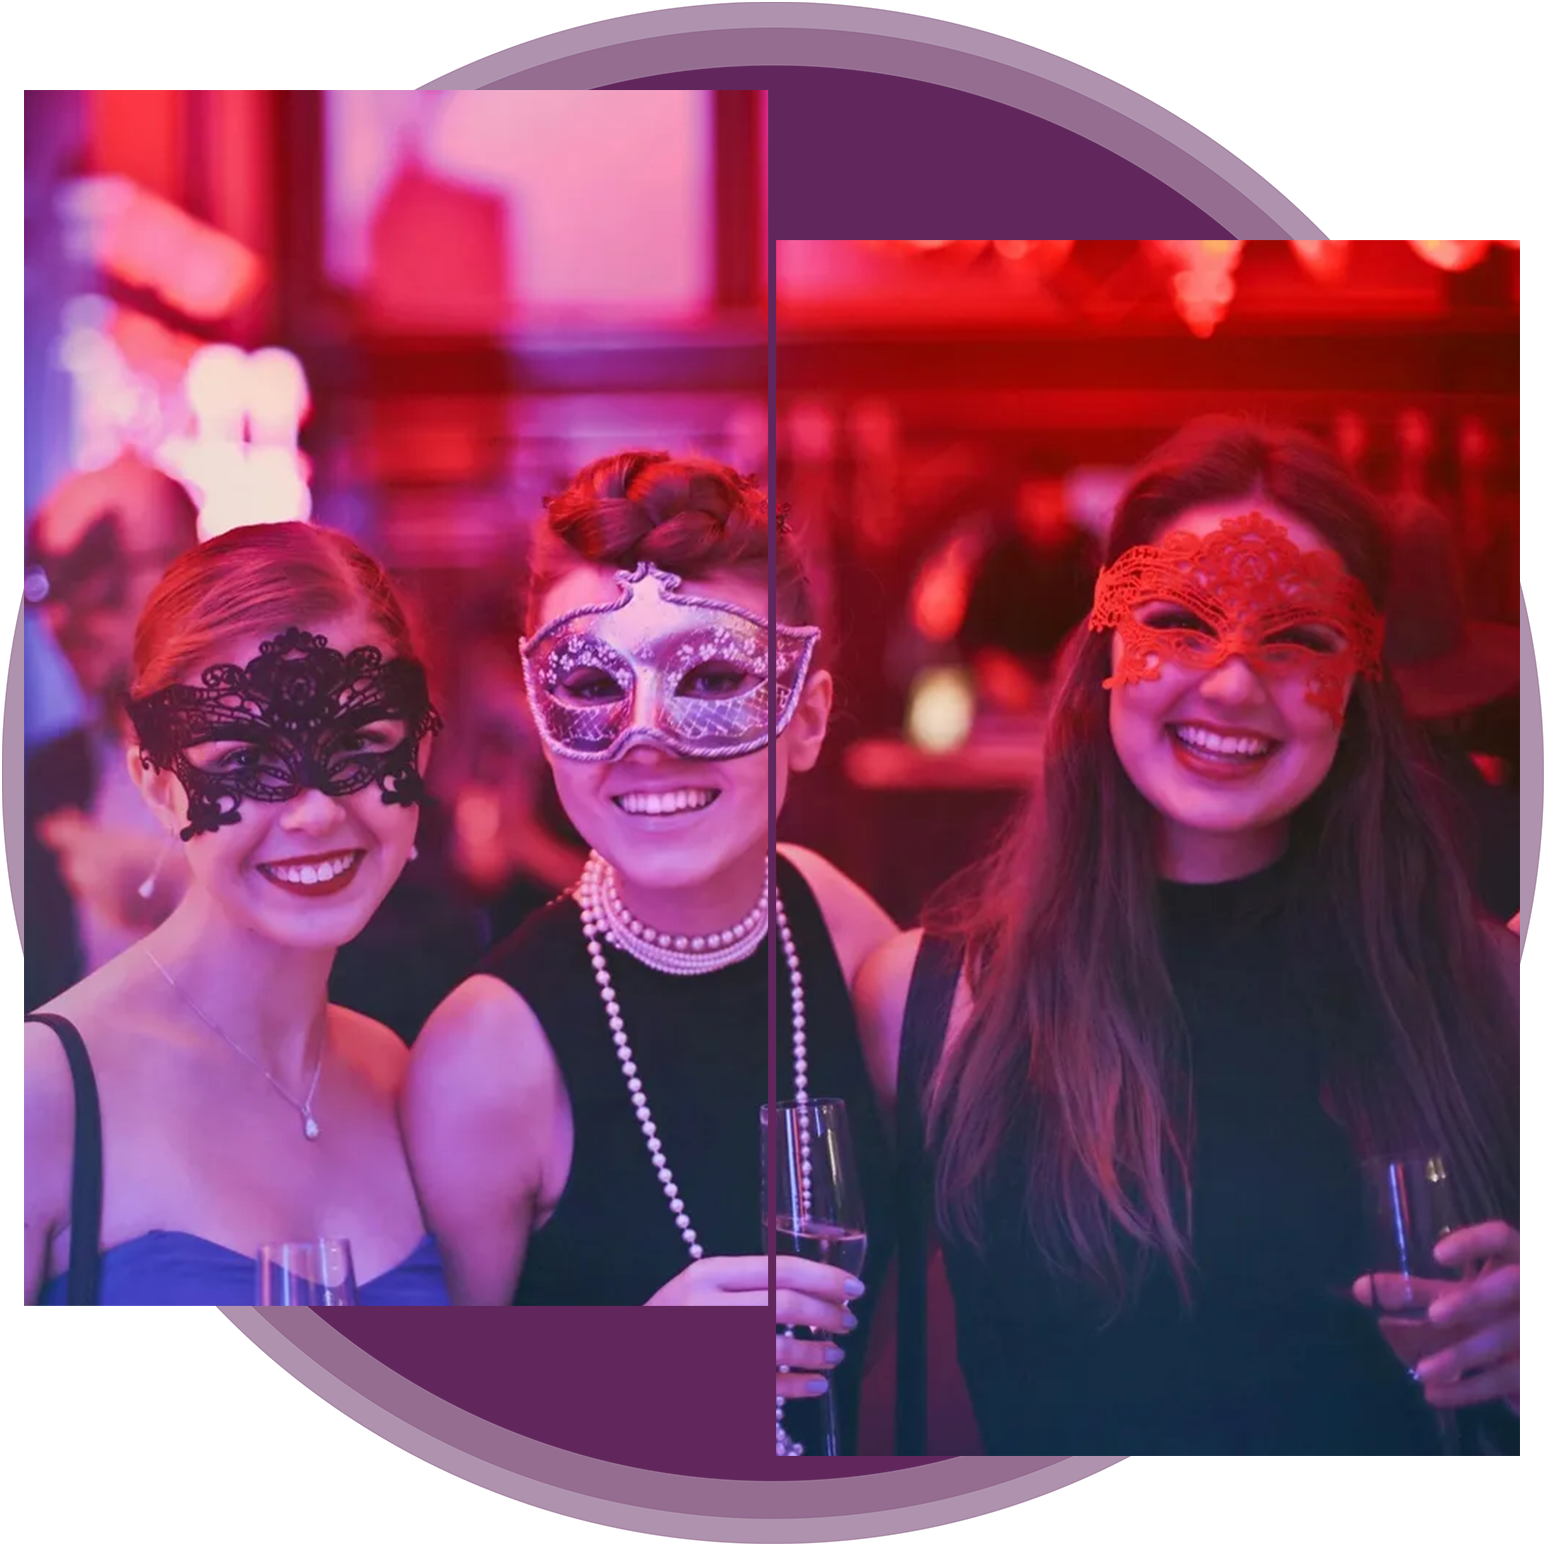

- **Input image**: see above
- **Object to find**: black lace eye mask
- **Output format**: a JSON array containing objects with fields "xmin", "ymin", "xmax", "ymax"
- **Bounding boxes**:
[{"xmin": 127, "ymin": 626, "xmax": 442, "ymax": 840}]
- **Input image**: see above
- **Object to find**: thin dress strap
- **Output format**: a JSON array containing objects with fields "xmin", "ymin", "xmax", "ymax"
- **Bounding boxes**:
[
  {"xmin": 894, "ymin": 932, "xmax": 963, "ymax": 1456},
  {"xmin": 28, "ymin": 1014, "xmax": 103, "ymax": 1546}
]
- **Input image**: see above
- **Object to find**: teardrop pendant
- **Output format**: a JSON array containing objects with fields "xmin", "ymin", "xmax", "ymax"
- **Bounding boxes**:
[{"xmin": 303, "ymin": 1115, "xmax": 320, "ymax": 1141}]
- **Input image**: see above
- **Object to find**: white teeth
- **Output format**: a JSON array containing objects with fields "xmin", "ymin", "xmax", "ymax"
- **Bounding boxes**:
[
  {"xmin": 614, "ymin": 788, "xmax": 718, "ymax": 816},
  {"xmin": 265, "ymin": 853, "xmax": 359, "ymax": 887},
  {"xmin": 1174, "ymin": 725, "xmax": 1272, "ymax": 758}
]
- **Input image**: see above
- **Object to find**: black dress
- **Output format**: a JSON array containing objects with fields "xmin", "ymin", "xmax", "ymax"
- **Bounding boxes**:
[
  {"xmin": 900, "ymin": 862, "xmax": 1500, "ymax": 1455},
  {"xmin": 477, "ymin": 853, "xmax": 892, "ymax": 1453}
]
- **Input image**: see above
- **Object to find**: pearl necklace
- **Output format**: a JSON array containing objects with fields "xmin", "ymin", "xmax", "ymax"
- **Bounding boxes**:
[
  {"xmin": 597, "ymin": 856, "xmax": 770, "ymax": 974},
  {"xmin": 576, "ymin": 852, "xmax": 812, "ymax": 1455}
]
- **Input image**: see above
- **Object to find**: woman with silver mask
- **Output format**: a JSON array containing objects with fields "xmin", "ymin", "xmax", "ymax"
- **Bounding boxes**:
[{"xmin": 405, "ymin": 452, "xmax": 896, "ymax": 1453}]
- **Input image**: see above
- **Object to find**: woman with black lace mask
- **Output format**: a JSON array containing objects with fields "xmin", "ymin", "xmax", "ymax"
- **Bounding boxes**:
[{"xmin": 24, "ymin": 522, "xmax": 451, "ymax": 1546}]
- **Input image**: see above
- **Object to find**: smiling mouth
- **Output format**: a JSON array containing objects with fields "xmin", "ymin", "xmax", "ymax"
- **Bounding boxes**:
[
  {"xmin": 257, "ymin": 849, "xmax": 366, "ymax": 896},
  {"xmin": 611, "ymin": 788, "xmax": 721, "ymax": 817},
  {"xmin": 1168, "ymin": 722, "xmax": 1280, "ymax": 769}
]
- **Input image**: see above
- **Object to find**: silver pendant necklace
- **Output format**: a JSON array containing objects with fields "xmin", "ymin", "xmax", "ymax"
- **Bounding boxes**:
[{"xmin": 142, "ymin": 946, "xmax": 325, "ymax": 1140}]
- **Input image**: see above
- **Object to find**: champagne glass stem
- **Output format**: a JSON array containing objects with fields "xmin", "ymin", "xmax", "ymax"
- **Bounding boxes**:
[
  {"xmin": 801, "ymin": 1312, "xmax": 842, "ymax": 1454},
  {"xmin": 819, "ymin": 1385, "xmax": 841, "ymax": 1456},
  {"xmin": 813, "ymin": 1292, "xmax": 856, "ymax": 1455}
]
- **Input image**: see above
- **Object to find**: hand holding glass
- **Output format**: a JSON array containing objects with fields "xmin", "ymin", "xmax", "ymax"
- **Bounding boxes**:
[
  {"xmin": 763, "ymin": 1098, "xmax": 866, "ymax": 1456},
  {"xmin": 1358, "ymin": 1154, "xmax": 1466, "ymax": 1452}
]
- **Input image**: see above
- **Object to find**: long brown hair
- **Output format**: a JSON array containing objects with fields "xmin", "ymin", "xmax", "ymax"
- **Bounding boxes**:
[{"xmin": 926, "ymin": 417, "xmax": 1518, "ymax": 1309}]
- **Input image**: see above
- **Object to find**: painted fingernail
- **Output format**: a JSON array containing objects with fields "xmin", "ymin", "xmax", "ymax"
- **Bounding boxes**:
[
  {"xmin": 824, "ymin": 1346, "xmax": 846, "ymax": 1366},
  {"xmin": 844, "ymin": 1278, "xmax": 866, "ymax": 1297},
  {"xmin": 806, "ymin": 1377, "xmax": 829, "ymax": 1395},
  {"xmin": 841, "ymin": 1311, "xmax": 859, "ymax": 1331}
]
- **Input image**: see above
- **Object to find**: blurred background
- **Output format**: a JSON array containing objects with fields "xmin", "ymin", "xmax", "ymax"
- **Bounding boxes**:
[
  {"xmin": 22, "ymin": 89, "xmax": 768, "ymax": 1030},
  {"xmin": 775, "ymin": 238, "xmax": 1521, "ymax": 933}
]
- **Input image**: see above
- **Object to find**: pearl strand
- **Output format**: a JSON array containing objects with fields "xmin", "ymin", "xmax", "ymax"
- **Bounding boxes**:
[
  {"xmin": 579, "ymin": 860, "xmax": 706, "ymax": 1261},
  {"xmin": 577, "ymin": 854, "xmax": 810, "ymax": 1268},
  {"xmin": 773, "ymin": 890, "xmax": 813, "ymax": 1457},
  {"xmin": 577, "ymin": 852, "xmax": 815, "ymax": 1456},
  {"xmin": 597, "ymin": 857, "xmax": 770, "ymax": 974}
]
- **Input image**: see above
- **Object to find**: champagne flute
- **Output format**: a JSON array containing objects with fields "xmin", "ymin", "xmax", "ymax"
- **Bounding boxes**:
[
  {"xmin": 1358, "ymin": 1153, "xmax": 1465, "ymax": 1454},
  {"xmin": 762, "ymin": 1098, "xmax": 867, "ymax": 1457},
  {"xmin": 256, "ymin": 1238, "xmax": 359, "ymax": 1306}
]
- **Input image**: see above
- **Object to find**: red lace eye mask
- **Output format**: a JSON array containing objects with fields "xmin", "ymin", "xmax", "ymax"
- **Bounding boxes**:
[{"xmin": 1089, "ymin": 511, "xmax": 1384, "ymax": 723}]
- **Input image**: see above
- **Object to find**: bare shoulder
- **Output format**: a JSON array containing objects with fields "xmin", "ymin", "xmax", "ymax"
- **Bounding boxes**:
[
  {"xmin": 25, "ymin": 968, "xmax": 138, "ymax": 1086},
  {"xmin": 778, "ymin": 842, "xmax": 899, "ymax": 988},
  {"xmin": 852, "ymin": 927, "xmax": 976, "ymax": 1110},
  {"xmin": 401, "ymin": 973, "xmax": 564, "ymax": 1231},
  {"xmin": 29, "ymin": 950, "xmax": 140, "ymax": 1047},
  {"xmin": 849, "ymin": 928, "xmax": 925, "ymax": 1109},
  {"xmin": 405, "ymin": 973, "xmax": 562, "ymax": 1115},
  {"xmin": 328, "ymin": 1005, "xmax": 411, "ymax": 1092},
  {"xmin": 24, "ymin": 1017, "xmax": 76, "ymax": 1130},
  {"xmin": 852, "ymin": 928, "xmax": 926, "ymax": 1038},
  {"xmin": 24, "ymin": 1019, "xmax": 76, "ymax": 1240}
]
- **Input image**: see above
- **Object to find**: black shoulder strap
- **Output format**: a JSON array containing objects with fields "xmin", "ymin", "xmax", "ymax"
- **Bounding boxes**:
[
  {"xmin": 894, "ymin": 932, "xmax": 963, "ymax": 1456},
  {"xmin": 29, "ymin": 1014, "xmax": 102, "ymax": 1546}
]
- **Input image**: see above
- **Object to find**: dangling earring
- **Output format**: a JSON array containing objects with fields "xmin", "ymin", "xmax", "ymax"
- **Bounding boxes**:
[
  {"xmin": 408, "ymin": 844, "xmax": 420, "ymax": 862},
  {"xmin": 137, "ymin": 836, "xmax": 174, "ymax": 900}
]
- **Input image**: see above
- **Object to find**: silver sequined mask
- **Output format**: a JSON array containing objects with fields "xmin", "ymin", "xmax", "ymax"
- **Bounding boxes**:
[{"xmin": 520, "ymin": 563, "xmax": 820, "ymax": 762}]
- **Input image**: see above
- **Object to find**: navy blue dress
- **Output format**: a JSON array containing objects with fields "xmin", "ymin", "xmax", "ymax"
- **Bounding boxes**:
[{"xmin": 36, "ymin": 1224, "xmax": 448, "ymax": 1539}]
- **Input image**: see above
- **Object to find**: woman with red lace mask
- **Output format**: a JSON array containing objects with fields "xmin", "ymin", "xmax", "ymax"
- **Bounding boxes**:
[{"xmin": 857, "ymin": 418, "xmax": 1519, "ymax": 1455}]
